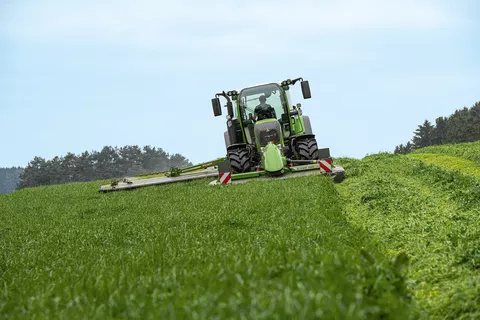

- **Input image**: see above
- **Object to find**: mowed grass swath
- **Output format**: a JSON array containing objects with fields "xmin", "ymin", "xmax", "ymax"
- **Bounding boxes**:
[
  {"xmin": 336, "ymin": 151, "xmax": 480, "ymax": 319},
  {"xmin": 411, "ymin": 140, "xmax": 480, "ymax": 164},
  {"xmin": 0, "ymin": 175, "xmax": 414, "ymax": 319},
  {"xmin": 408, "ymin": 153, "xmax": 480, "ymax": 178}
]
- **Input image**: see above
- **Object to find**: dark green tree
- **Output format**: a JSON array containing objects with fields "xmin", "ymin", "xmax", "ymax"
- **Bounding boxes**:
[
  {"xmin": 412, "ymin": 120, "xmax": 434, "ymax": 148},
  {"xmin": 116, "ymin": 145, "xmax": 141, "ymax": 176},
  {"xmin": 16, "ymin": 145, "xmax": 193, "ymax": 189},
  {"xmin": 92, "ymin": 146, "xmax": 122, "ymax": 179},
  {"xmin": 394, "ymin": 101, "xmax": 479, "ymax": 153},
  {"xmin": 17, "ymin": 157, "xmax": 49, "ymax": 189},
  {"xmin": 432, "ymin": 117, "xmax": 447, "ymax": 145}
]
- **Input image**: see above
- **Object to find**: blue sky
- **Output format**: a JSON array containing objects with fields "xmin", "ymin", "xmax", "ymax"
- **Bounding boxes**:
[{"xmin": 1, "ymin": 0, "xmax": 479, "ymax": 168}]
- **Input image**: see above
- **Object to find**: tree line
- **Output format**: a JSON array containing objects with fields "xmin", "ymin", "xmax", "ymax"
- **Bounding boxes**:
[
  {"xmin": 395, "ymin": 101, "xmax": 480, "ymax": 154},
  {"xmin": 0, "ymin": 145, "xmax": 192, "ymax": 193},
  {"xmin": 0, "ymin": 167, "xmax": 24, "ymax": 194}
]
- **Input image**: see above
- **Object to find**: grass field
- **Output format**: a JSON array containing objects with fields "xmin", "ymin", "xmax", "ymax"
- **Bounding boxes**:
[
  {"xmin": 0, "ymin": 175, "xmax": 413, "ymax": 319},
  {"xmin": 1, "ymin": 142, "xmax": 479, "ymax": 319},
  {"xmin": 408, "ymin": 153, "xmax": 480, "ymax": 179},
  {"xmin": 336, "ymin": 153, "xmax": 480, "ymax": 319},
  {"xmin": 411, "ymin": 140, "xmax": 480, "ymax": 165}
]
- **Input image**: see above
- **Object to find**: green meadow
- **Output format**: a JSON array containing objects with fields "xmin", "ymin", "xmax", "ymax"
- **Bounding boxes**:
[{"xmin": 1, "ymin": 142, "xmax": 479, "ymax": 319}]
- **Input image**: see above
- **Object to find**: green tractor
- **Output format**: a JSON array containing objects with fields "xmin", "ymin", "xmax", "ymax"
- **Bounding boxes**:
[
  {"xmin": 212, "ymin": 77, "xmax": 344, "ymax": 181},
  {"xmin": 98, "ymin": 77, "xmax": 344, "ymax": 192}
]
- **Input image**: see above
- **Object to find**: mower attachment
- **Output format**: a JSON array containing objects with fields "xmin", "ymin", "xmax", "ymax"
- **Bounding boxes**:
[{"xmin": 98, "ymin": 158, "xmax": 226, "ymax": 192}]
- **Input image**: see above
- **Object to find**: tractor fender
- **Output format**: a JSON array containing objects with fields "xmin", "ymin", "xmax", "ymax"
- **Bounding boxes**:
[
  {"xmin": 289, "ymin": 133, "xmax": 316, "ymax": 149},
  {"xmin": 293, "ymin": 133, "xmax": 315, "ymax": 140},
  {"xmin": 224, "ymin": 131, "xmax": 230, "ymax": 148},
  {"xmin": 227, "ymin": 143, "xmax": 247, "ymax": 153},
  {"xmin": 302, "ymin": 116, "xmax": 313, "ymax": 134}
]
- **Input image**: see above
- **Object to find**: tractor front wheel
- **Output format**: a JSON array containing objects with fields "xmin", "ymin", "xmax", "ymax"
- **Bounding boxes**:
[
  {"xmin": 228, "ymin": 148, "xmax": 251, "ymax": 173},
  {"xmin": 296, "ymin": 138, "xmax": 319, "ymax": 160}
]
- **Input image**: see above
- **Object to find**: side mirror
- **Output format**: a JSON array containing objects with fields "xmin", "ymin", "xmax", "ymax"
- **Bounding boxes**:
[
  {"xmin": 301, "ymin": 80, "xmax": 311, "ymax": 99},
  {"xmin": 212, "ymin": 98, "xmax": 222, "ymax": 116}
]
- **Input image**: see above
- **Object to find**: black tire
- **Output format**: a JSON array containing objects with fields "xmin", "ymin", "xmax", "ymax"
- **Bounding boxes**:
[
  {"xmin": 296, "ymin": 138, "xmax": 319, "ymax": 160},
  {"xmin": 228, "ymin": 148, "xmax": 251, "ymax": 173}
]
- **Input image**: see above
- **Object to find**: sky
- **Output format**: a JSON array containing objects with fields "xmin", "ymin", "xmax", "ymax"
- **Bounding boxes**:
[{"xmin": 1, "ymin": 0, "xmax": 479, "ymax": 168}]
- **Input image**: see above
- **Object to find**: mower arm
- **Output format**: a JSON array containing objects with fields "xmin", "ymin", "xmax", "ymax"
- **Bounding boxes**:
[{"xmin": 165, "ymin": 157, "xmax": 227, "ymax": 177}]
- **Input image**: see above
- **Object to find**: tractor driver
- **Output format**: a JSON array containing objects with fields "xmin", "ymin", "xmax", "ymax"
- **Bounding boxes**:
[{"xmin": 251, "ymin": 95, "xmax": 276, "ymax": 121}]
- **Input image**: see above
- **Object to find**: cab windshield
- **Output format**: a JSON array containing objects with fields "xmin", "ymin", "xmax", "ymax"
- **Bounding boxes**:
[{"xmin": 237, "ymin": 83, "xmax": 287, "ymax": 122}]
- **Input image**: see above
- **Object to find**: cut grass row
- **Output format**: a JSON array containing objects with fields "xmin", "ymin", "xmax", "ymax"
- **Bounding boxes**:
[
  {"xmin": 0, "ymin": 175, "xmax": 414, "ymax": 319},
  {"xmin": 411, "ymin": 140, "xmax": 480, "ymax": 165},
  {"xmin": 408, "ymin": 153, "xmax": 480, "ymax": 179},
  {"xmin": 336, "ymin": 153, "xmax": 480, "ymax": 319}
]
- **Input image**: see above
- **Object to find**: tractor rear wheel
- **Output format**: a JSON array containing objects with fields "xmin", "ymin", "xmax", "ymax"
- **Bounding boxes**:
[
  {"xmin": 228, "ymin": 148, "xmax": 251, "ymax": 173},
  {"xmin": 296, "ymin": 138, "xmax": 319, "ymax": 160}
]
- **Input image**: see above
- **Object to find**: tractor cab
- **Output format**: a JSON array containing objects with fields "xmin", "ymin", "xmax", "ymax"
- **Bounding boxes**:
[{"xmin": 237, "ymin": 83, "xmax": 289, "ymax": 149}]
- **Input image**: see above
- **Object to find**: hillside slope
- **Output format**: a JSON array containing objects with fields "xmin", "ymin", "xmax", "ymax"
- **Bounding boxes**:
[
  {"xmin": 336, "ymin": 151, "xmax": 480, "ymax": 319},
  {"xmin": 0, "ymin": 175, "xmax": 413, "ymax": 319},
  {"xmin": 411, "ymin": 140, "xmax": 480, "ymax": 165},
  {"xmin": 407, "ymin": 141, "xmax": 480, "ymax": 179},
  {"xmin": 1, "ymin": 142, "xmax": 479, "ymax": 319}
]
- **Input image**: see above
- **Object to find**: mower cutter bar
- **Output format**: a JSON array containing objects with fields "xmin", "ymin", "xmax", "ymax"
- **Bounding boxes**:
[
  {"xmin": 99, "ymin": 170, "xmax": 220, "ymax": 192},
  {"xmin": 165, "ymin": 157, "xmax": 227, "ymax": 177}
]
